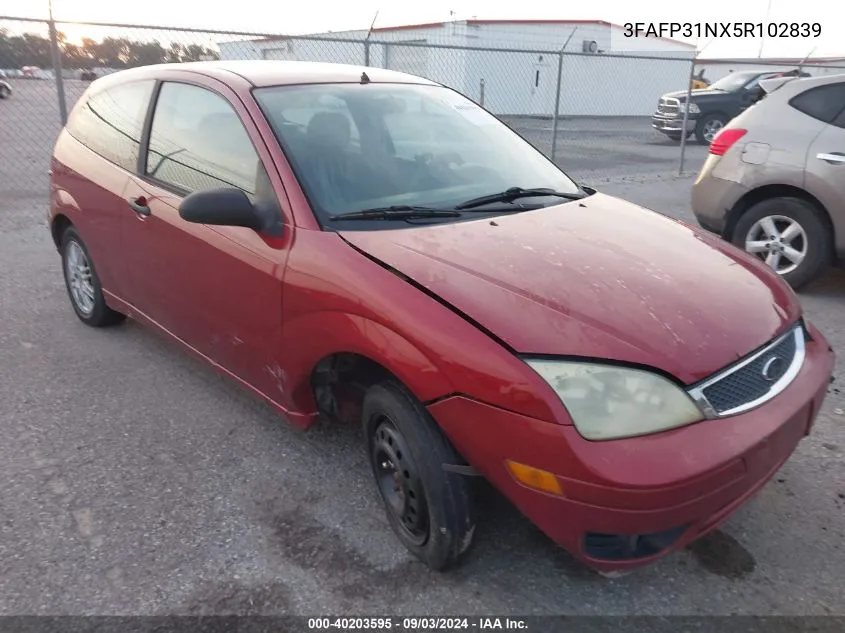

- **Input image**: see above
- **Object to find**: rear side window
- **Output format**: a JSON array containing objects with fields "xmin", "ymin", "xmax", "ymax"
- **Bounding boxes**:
[
  {"xmin": 789, "ymin": 83, "xmax": 845, "ymax": 124},
  {"xmin": 66, "ymin": 79, "xmax": 155, "ymax": 172},
  {"xmin": 145, "ymin": 82, "xmax": 260, "ymax": 196}
]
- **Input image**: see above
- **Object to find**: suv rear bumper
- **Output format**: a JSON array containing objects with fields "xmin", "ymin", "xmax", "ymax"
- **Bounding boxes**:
[{"xmin": 691, "ymin": 155, "xmax": 751, "ymax": 236}]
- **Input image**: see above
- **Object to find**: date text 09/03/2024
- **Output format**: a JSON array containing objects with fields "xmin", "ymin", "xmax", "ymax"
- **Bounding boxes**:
[
  {"xmin": 307, "ymin": 617, "xmax": 528, "ymax": 630},
  {"xmin": 624, "ymin": 22, "xmax": 821, "ymax": 38}
]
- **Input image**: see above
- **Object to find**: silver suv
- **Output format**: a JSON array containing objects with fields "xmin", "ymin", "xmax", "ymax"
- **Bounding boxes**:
[{"xmin": 691, "ymin": 73, "xmax": 845, "ymax": 289}]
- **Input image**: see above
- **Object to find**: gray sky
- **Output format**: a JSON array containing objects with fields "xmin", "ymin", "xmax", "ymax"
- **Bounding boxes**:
[{"xmin": 6, "ymin": 0, "xmax": 838, "ymax": 59}]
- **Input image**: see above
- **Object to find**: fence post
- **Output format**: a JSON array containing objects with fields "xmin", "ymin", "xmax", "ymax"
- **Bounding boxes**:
[
  {"xmin": 479, "ymin": 78, "xmax": 485, "ymax": 107},
  {"xmin": 364, "ymin": 40, "xmax": 370, "ymax": 67},
  {"xmin": 48, "ymin": 18, "xmax": 68, "ymax": 125},
  {"xmin": 678, "ymin": 56, "xmax": 697, "ymax": 176},
  {"xmin": 550, "ymin": 48, "xmax": 565, "ymax": 164}
]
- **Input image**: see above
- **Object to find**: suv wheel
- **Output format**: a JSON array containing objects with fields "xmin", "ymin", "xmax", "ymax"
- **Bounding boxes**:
[
  {"xmin": 695, "ymin": 114, "xmax": 726, "ymax": 144},
  {"xmin": 362, "ymin": 380, "xmax": 475, "ymax": 571},
  {"xmin": 732, "ymin": 197, "xmax": 833, "ymax": 290}
]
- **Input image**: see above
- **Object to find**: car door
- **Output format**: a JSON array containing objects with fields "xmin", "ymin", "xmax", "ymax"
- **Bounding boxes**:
[
  {"xmin": 798, "ymin": 82, "xmax": 845, "ymax": 246},
  {"xmin": 58, "ymin": 78, "xmax": 156, "ymax": 301},
  {"xmin": 121, "ymin": 76, "xmax": 292, "ymax": 395}
]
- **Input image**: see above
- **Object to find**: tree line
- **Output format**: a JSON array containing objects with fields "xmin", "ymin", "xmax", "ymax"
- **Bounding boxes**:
[{"xmin": 0, "ymin": 29, "xmax": 220, "ymax": 70}]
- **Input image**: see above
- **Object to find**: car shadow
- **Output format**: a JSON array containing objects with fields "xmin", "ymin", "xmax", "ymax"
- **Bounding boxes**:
[{"xmin": 798, "ymin": 266, "xmax": 845, "ymax": 298}]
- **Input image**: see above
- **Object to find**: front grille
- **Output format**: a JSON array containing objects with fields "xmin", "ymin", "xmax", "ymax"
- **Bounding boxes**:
[
  {"xmin": 657, "ymin": 97, "xmax": 679, "ymax": 115},
  {"xmin": 689, "ymin": 324, "xmax": 805, "ymax": 417}
]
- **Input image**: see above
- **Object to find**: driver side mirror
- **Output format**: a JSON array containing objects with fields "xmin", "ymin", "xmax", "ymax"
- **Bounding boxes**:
[{"xmin": 179, "ymin": 187, "xmax": 267, "ymax": 232}]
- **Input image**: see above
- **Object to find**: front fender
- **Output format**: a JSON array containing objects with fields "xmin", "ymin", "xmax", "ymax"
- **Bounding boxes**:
[{"xmin": 278, "ymin": 310, "xmax": 454, "ymax": 427}]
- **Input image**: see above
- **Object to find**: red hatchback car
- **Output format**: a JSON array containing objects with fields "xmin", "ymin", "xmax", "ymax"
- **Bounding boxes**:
[{"xmin": 49, "ymin": 60, "xmax": 834, "ymax": 573}]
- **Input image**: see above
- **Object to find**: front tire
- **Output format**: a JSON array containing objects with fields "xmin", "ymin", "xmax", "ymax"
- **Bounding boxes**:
[
  {"xmin": 362, "ymin": 381, "xmax": 475, "ymax": 571},
  {"xmin": 60, "ymin": 226, "xmax": 125, "ymax": 327},
  {"xmin": 731, "ymin": 197, "xmax": 832, "ymax": 290},
  {"xmin": 695, "ymin": 113, "xmax": 726, "ymax": 145}
]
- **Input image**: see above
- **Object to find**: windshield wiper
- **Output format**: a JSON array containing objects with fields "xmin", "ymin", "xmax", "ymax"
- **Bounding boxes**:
[
  {"xmin": 455, "ymin": 187, "xmax": 586, "ymax": 210},
  {"xmin": 329, "ymin": 205, "xmax": 462, "ymax": 221}
]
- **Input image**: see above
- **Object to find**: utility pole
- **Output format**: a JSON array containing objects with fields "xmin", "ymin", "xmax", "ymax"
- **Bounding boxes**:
[
  {"xmin": 364, "ymin": 10, "xmax": 379, "ymax": 66},
  {"xmin": 48, "ymin": 0, "xmax": 68, "ymax": 124}
]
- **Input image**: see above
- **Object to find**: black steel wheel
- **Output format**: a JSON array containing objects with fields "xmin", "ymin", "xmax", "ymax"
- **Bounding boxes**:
[
  {"xmin": 371, "ymin": 416, "xmax": 430, "ymax": 546},
  {"xmin": 363, "ymin": 380, "xmax": 475, "ymax": 571}
]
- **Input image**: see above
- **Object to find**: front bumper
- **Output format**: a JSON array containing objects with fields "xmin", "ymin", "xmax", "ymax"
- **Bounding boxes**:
[
  {"xmin": 429, "ymin": 322, "xmax": 834, "ymax": 572},
  {"xmin": 652, "ymin": 113, "xmax": 697, "ymax": 134}
]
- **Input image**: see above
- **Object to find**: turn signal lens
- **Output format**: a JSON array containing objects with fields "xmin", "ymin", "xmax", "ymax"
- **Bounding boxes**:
[
  {"xmin": 506, "ymin": 460, "xmax": 564, "ymax": 496},
  {"xmin": 709, "ymin": 128, "xmax": 746, "ymax": 155}
]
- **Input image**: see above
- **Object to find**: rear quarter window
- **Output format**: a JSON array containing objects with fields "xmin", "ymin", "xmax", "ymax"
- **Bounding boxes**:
[
  {"xmin": 788, "ymin": 83, "xmax": 845, "ymax": 124},
  {"xmin": 65, "ymin": 79, "xmax": 155, "ymax": 172}
]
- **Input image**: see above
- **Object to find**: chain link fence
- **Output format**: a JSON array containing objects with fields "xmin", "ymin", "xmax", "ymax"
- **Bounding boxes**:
[
  {"xmin": 5, "ymin": 15, "xmax": 844, "ymax": 205},
  {"xmin": 670, "ymin": 56, "xmax": 845, "ymax": 173}
]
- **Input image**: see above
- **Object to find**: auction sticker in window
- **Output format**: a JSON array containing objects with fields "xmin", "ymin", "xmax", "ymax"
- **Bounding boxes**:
[{"xmin": 438, "ymin": 93, "xmax": 498, "ymax": 126}]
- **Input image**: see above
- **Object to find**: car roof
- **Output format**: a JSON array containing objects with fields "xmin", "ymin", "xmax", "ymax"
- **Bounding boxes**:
[
  {"xmin": 762, "ymin": 72, "xmax": 845, "ymax": 98},
  {"xmin": 94, "ymin": 60, "xmax": 440, "ymax": 89}
]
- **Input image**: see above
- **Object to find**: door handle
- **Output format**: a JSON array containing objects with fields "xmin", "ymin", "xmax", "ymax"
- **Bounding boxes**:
[
  {"xmin": 816, "ymin": 152, "xmax": 845, "ymax": 164},
  {"xmin": 128, "ymin": 196, "xmax": 151, "ymax": 216}
]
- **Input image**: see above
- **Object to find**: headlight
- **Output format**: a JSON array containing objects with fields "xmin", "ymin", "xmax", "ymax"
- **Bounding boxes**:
[
  {"xmin": 678, "ymin": 102, "xmax": 700, "ymax": 114},
  {"xmin": 525, "ymin": 360, "xmax": 704, "ymax": 441}
]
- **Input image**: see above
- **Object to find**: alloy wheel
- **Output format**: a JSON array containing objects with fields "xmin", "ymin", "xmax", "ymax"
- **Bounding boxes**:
[
  {"xmin": 744, "ymin": 215, "xmax": 808, "ymax": 275},
  {"xmin": 65, "ymin": 240, "xmax": 96, "ymax": 316},
  {"xmin": 703, "ymin": 119, "xmax": 724, "ymax": 143}
]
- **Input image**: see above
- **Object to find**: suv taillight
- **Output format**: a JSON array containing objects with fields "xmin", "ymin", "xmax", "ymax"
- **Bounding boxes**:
[{"xmin": 709, "ymin": 128, "xmax": 747, "ymax": 156}]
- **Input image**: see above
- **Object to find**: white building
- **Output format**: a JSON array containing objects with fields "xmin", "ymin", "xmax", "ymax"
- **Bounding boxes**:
[{"xmin": 218, "ymin": 19, "xmax": 696, "ymax": 116}]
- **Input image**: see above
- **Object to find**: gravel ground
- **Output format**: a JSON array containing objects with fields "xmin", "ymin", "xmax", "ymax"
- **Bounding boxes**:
[{"xmin": 0, "ymin": 77, "xmax": 843, "ymax": 618}]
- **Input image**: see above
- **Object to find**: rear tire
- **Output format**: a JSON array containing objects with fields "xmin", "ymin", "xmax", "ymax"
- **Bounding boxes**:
[
  {"xmin": 60, "ymin": 226, "xmax": 126, "ymax": 327},
  {"xmin": 731, "ymin": 197, "xmax": 832, "ymax": 290},
  {"xmin": 362, "ymin": 380, "xmax": 475, "ymax": 571}
]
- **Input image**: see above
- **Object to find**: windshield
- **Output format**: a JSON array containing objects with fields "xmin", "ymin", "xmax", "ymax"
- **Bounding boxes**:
[
  {"xmin": 253, "ymin": 83, "xmax": 581, "ymax": 225},
  {"xmin": 708, "ymin": 71, "xmax": 777, "ymax": 92}
]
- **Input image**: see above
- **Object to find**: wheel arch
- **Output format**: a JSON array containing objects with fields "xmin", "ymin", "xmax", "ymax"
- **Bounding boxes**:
[
  {"xmin": 50, "ymin": 213, "xmax": 74, "ymax": 250},
  {"xmin": 279, "ymin": 312, "xmax": 455, "ymax": 429}
]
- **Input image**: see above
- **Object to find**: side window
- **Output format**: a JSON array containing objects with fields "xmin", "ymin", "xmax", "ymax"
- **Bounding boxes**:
[
  {"xmin": 833, "ymin": 107, "xmax": 845, "ymax": 129},
  {"xmin": 145, "ymin": 82, "xmax": 261, "ymax": 196},
  {"xmin": 66, "ymin": 79, "xmax": 155, "ymax": 172},
  {"xmin": 789, "ymin": 83, "xmax": 845, "ymax": 124}
]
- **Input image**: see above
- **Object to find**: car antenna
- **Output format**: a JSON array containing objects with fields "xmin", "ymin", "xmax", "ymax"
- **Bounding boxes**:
[
  {"xmin": 796, "ymin": 45, "xmax": 817, "ymax": 75},
  {"xmin": 360, "ymin": 71, "xmax": 371, "ymax": 84}
]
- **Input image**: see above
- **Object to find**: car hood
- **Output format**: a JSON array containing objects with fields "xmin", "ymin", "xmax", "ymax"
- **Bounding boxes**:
[
  {"xmin": 663, "ymin": 88, "xmax": 727, "ymax": 101},
  {"xmin": 339, "ymin": 193, "xmax": 800, "ymax": 384}
]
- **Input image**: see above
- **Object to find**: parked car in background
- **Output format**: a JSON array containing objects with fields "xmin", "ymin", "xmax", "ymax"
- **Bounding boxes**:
[
  {"xmin": 652, "ymin": 69, "xmax": 812, "ymax": 144},
  {"xmin": 692, "ymin": 73, "xmax": 845, "ymax": 289},
  {"xmin": 0, "ymin": 70, "xmax": 11, "ymax": 99},
  {"xmin": 48, "ymin": 60, "xmax": 834, "ymax": 574},
  {"xmin": 21, "ymin": 66, "xmax": 52, "ymax": 80},
  {"xmin": 80, "ymin": 69, "xmax": 97, "ymax": 81}
]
